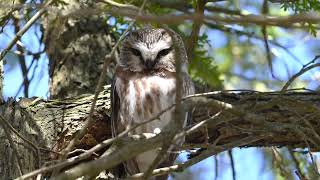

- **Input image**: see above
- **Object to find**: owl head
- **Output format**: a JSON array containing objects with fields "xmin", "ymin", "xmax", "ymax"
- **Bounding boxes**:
[{"xmin": 119, "ymin": 28, "xmax": 188, "ymax": 73}]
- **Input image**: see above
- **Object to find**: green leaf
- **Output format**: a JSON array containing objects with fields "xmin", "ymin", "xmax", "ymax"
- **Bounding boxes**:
[{"xmin": 189, "ymin": 48, "xmax": 222, "ymax": 88}]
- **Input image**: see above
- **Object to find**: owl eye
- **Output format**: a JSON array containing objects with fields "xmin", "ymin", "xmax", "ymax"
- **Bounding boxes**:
[
  {"xmin": 157, "ymin": 48, "xmax": 172, "ymax": 59},
  {"xmin": 131, "ymin": 48, "xmax": 142, "ymax": 57}
]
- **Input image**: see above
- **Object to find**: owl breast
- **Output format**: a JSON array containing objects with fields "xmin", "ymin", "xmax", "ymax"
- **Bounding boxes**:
[
  {"xmin": 115, "ymin": 67, "xmax": 179, "ymax": 173},
  {"xmin": 116, "ymin": 70, "xmax": 176, "ymax": 134}
]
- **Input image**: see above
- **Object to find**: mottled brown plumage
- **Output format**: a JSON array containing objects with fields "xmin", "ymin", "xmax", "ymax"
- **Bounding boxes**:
[{"xmin": 111, "ymin": 28, "xmax": 194, "ymax": 179}]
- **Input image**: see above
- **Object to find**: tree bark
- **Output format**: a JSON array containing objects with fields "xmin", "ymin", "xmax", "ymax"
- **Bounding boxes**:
[
  {"xmin": 43, "ymin": 0, "xmax": 115, "ymax": 98},
  {"xmin": 1, "ymin": 85, "xmax": 320, "ymax": 178},
  {"xmin": 0, "ymin": 87, "xmax": 111, "ymax": 179}
]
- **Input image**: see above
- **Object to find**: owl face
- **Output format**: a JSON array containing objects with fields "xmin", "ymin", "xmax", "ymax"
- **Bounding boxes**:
[{"xmin": 120, "ymin": 28, "xmax": 177, "ymax": 72}]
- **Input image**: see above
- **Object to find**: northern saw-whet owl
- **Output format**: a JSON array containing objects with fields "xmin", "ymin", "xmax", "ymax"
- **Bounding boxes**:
[{"xmin": 111, "ymin": 28, "xmax": 194, "ymax": 179}]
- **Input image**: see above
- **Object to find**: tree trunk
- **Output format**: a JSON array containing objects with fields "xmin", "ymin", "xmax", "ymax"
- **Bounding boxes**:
[{"xmin": 43, "ymin": 0, "xmax": 115, "ymax": 98}]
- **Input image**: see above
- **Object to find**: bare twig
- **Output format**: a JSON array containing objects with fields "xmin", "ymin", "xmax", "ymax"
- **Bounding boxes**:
[
  {"xmin": 204, "ymin": 23, "xmax": 302, "ymax": 64},
  {"xmin": 295, "ymin": 170, "xmax": 308, "ymax": 180},
  {"xmin": 228, "ymin": 150, "xmax": 236, "ymax": 180},
  {"xmin": 214, "ymin": 156, "xmax": 218, "ymax": 180},
  {"xmin": 0, "ymin": 0, "xmax": 53, "ymax": 62},
  {"xmin": 129, "ymin": 135, "xmax": 266, "ymax": 178},
  {"xmin": 13, "ymin": 17, "xmax": 30, "ymax": 97},
  {"xmin": 52, "ymin": 134, "xmax": 167, "ymax": 180},
  {"xmin": 102, "ymin": 0, "xmax": 139, "ymax": 11},
  {"xmin": 281, "ymin": 55, "xmax": 320, "ymax": 92},
  {"xmin": 288, "ymin": 148, "xmax": 308, "ymax": 180},
  {"xmin": 186, "ymin": 0, "xmax": 206, "ymax": 61},
  {"xmin": 14, "ymin": 59, "xmax": 36, "ymax": 98},
  {"xmin": 271, "ymin": 147, "xmax": 292, "ymax": 178},
  {"xmin": 261, "ymin": 0, "xmax": 276, "ymax": 80}
]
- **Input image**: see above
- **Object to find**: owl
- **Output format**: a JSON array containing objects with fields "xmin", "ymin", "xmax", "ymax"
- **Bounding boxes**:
[{"xmin": 111, "ymin": 28, "xmax": 194, "ymax": 179}]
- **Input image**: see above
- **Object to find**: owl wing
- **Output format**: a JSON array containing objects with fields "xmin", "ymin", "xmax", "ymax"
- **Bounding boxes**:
[
  {"xmin": 111, "ymin": 76, "xmax": 129, "ymax": 178},
  {"xmin": 111, "ymin": 76, "xmax": 120, "ymax": 137},
  {"xmin": 184, "ymin": 72, "xmax": 195, "ymax": 126},
  {"xmin": 111, "ymin": 74, "xmax": 141, "ymax": 176}
]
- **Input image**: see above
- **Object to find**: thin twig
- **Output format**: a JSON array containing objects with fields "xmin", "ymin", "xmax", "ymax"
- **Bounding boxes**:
[
  {"xmin": 281, "ymin": 55, "xmax": 320, "ymax": 92},
  {"xmin": 0, "ymin": 0, "xmax": 53, "ymax": 62},
  {"xmin": 186, "ymin": 0, "xmax": 206, "ymax": 61},
  {"xmin": 205, "ymin": 23, "xmax": 302, "ymax": 64},
  {"xmin": 14, "ymin": 58, "xmax": 37, "ymax": 99},
  {"xmin": 214, "ymin": 155, "xmax": 218, "ymax": 180},
  {"xmin": 288, "ymin": 148, "xmax": 307, "ymax": 180},
  {"xmin": 13, "ymin": 17, "xmax": 30, "ymax": 97},
  {"xmin": 129, "ymin": 135, "xmax": 266, "ymax": 178},
  {"xmin": 228, "ymin": 150, "xmax": 236, "ymax": 180}
]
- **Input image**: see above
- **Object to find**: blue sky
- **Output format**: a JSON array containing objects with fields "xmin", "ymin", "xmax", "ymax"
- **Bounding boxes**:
[{"xmin": 1, "ymin": 22, "xmax": 49, "ymax": 99}]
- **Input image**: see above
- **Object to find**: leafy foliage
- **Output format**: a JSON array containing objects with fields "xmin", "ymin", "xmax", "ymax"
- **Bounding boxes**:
[
  {"xmin": 281, "ymin": 0, "xmax": 320, "ymax": 36},
  {"xmin": 281, "ymin": 0, "xmax": 320, "ymax": 12},
  {"xmin": 189, "ymin": 34, "xmax": 222, "ymax": 88}
]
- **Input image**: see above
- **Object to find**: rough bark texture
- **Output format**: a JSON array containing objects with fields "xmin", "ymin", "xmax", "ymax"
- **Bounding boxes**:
[
  {"xmin": 1, "ymin": 86, "xmax": 320, "ymax": 178},
  {"xmin": 43, "ymin": 0, "xmax": 115, "ymax": 98},
  {"xmin": 0, "ymin": 87, "xmax": 111, "ymax": 179},
  {"xmin": 0, "ymin": 99, "xmax": 44, "ymax": 179},
  {"xmin": 187, "ymin": 91, "xmax": 320, "ymax": 149}
]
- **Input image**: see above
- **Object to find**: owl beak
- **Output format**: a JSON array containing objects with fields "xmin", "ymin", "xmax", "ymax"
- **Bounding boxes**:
[{"xmin": 145, "ymin": 59, "xmax": 156, "ymax": 70}]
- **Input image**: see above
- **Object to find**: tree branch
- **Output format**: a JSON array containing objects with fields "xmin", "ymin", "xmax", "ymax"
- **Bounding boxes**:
[
  {"xmin": 64, "ymin": 3, "xmax": 320, "ymax": 27},
  {"xmin": 281, "ymin": 55, "xmax": 320, "ymax": 92},
  {"xmin": 129, "ymin": 135, "xmax": 266, "ymax": 178},
  {"xmin": 11, "ymin": 87, "xmax": 320, "ymax": 179},
  {"xmin": 186, "ymin": 0, "xmax": 206, "ymax": 62},
  {"xmin": 13, "ymin": 17, "xmax": 29, "ymax": 97}
]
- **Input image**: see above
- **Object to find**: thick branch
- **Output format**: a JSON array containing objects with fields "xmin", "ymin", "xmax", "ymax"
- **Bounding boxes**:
[
  {"xmin": 65, "ymin": 4, "xmax": 320, "ymax": 27},
  {"xmin": 3, "ymin": 86, "xmax": 320, "ymax": 179}
]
